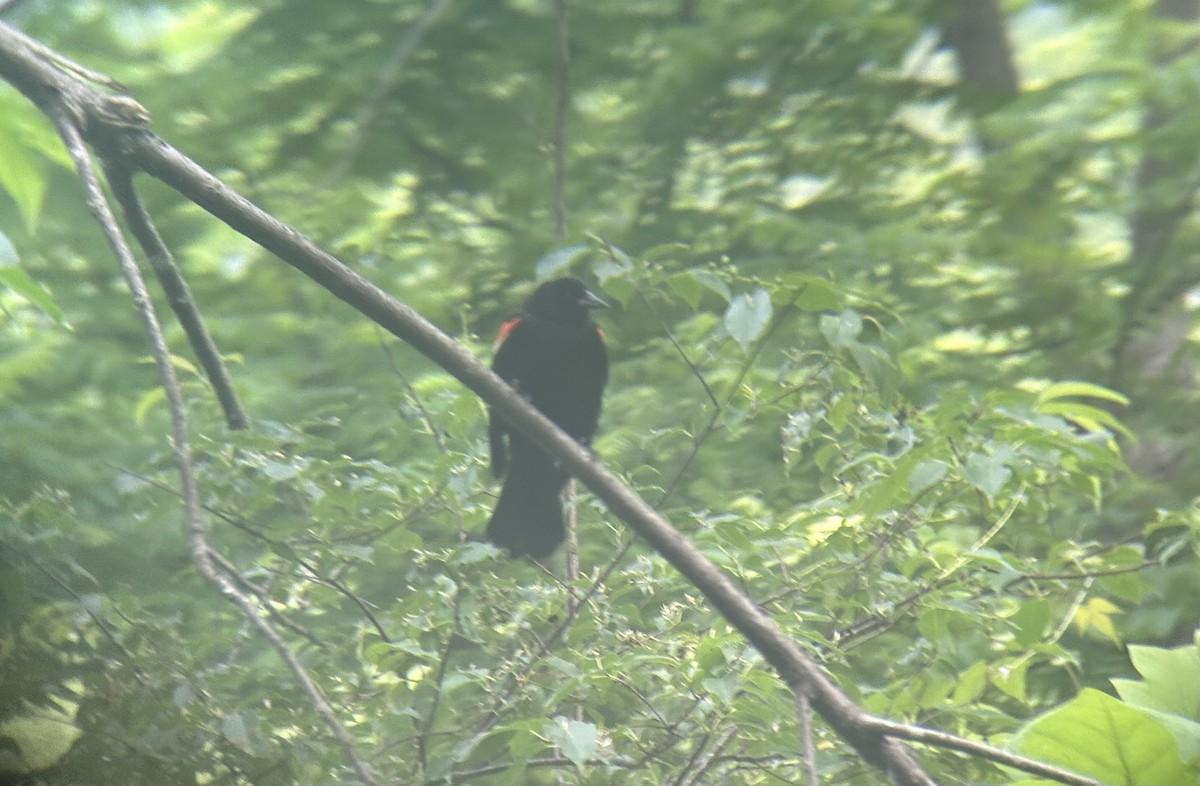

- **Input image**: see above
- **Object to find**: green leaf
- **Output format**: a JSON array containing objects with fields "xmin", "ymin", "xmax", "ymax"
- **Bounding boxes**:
[
  {"xmin": 702, "ymin": 675, "xmax": 738, "ymax": 704},
  {"xmin": 1011, "ymin": 598, "xmax": 1050, "ymax": 647},
  {"xmin": 826, "ymin": 394, "xmax": 853, "ymax": 432},
  {"xmin": 852, "ymin": 456, "xmax": 910, "ymax": 517},
  {"xmin": 504, "ymin": 718, "xmax": 547, "ymax": 771},
  {"xmin": 950, "ymin": 660, "xmax": 987, "ymax": 705},
  {"xmin": 1036, "ymin": 400, "xmax": 1133, "ymax": 440},
  {"xmin": 793, "ymin": 276, "xmax": 842, "ymax": 312},
  {"xmin": 1073, "ymin": 597, "xmax": 1122, "ymax": 644},
  {"xmin": 688, "ymin": 269, "xmax": 732, "ymax": 302},
  {"xmin": 133, "ymin": 387, "xmax": 167, "ymax": 426},
  {"xmin": 536, "ymin": 244, "xmax": 589, "ymax": 279},
  {"xmin": 0, "ymin": 110, "xmax": 48, "ymax": 230},
  {"xmin": 639, "ymin": 241, "xmax": 690, "ymax": 262},
  {"xmin": 1035, "ymin": 381, "xmax": 1130, "ymax": 408},
  {"xmin": 1122, "ymin": 643, "xmax": 1200, "ymax": 719},
  {"xmin": 908, "ymin": 460, "xmax": 948, "ymax": 494},
  {"xmin": 593, "ymin": 243, "xmax": 632, "ymax": 281},
  {"xmin": 1014, "ymin": 688, "xmax": 1194, "ymax": 786},
  {"xmin": 221, "ymin": 712, "xmax": 251, "ymax": 750},
  {"xmin": 0, "ymin": 709, "xmax": 82, "ymax": 773},
  {"xmin": 820, "ymin": 309, "xmax": 862, "ymax": 348},
  {"xmin": 1112, "ymin": 642, "xmax": 1200, "ymax": 764},
  {"xmin": 778, "ymin": 173, "xmax": 830, "ymax": 209},
  {"xmin": 724, "ymin": 287, "xmax": 772, "ymax": 350},
  {"xmin": 0, "ymin": 231, "xmax": 15, "ymax": 266},
  {"xmin": 0, "ymin": 234, "xmax": 65, "ymax": 324},
  {"xmin": 991, "ymin": 658, "xmax": 1028, "ymax": 706},
  {"xmin": 963, "ymin": 452, "xmax": 1011, "ymax": 500},
  {"xmin": 546, "ymin": 717, "xmax": 597, "ymax": 768}
]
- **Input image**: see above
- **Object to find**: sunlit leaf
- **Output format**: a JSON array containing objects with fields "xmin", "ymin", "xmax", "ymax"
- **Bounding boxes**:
[
  {"xmin": 963, "ymin": 452, "xmax": 1012, "ymax": 500},
  {"xmin": 820, "ymin": 309, "xmax": 862, "ymax": 348},
  {"xmin": 1073, "ymin": 597, "xmax": 1122, "ymax": 644},
  {"xmin": 546, "ymin": 717, "xmax": 597, "ymax": 768},
  {"xmin": 536, "ymin": 244, "xmax": 590, "ymax": 279},
  {"xmin": 724, "ymin": 287, "xmax": 772, "ymax": 350},
  {"xmin": 1014, "ymin": 689, "xmax": 1192, "ymax": 786}
]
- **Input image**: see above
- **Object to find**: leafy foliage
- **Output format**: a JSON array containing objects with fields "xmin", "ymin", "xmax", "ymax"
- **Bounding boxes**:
[{"xmin": 2, "ymin": 0, "xmax": 1199, "ymax": 784}]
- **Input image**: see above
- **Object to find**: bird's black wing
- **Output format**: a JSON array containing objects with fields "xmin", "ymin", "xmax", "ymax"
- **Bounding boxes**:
[{"xmin": 488, "ymin": 315, "xmax": 528, "ymax": 478}]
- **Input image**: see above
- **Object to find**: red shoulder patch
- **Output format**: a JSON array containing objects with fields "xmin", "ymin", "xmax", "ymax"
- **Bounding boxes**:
[{"xmin": 494, "ymin": 316, "xmax": 522, "ymax": 351}]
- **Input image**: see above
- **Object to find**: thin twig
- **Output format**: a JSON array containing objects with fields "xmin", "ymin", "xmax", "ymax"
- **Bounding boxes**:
[
  {"xmin": 48, "ymin": 108, "xmax": 379, "ymax": 786},
  {"xmin": 103, "ymin": 162, "xmax": 249, "ymax": 429},
  {"xmin": 677, "ymin": 727, "xmax": 737, "ymax": 786},
  {"xmin": 795, "ymin": 691, "xmax": 817, "ymax": 786},
  {"xmin": 616, "ymin": 254, "xmax": 719, "ymax": 409},
  {"xmin": 668, "ymin": 730, "xmax": 712, "ymax": 786},
  {"xmin": 12, "ymin": 27, "xmax": 125, "ymax": 89},
  {"xmin": 552, "ymin": 0, "xmax": 570, "ymax": 240},
  {"xmin": 375, "ymin": 325, "xmax": 447, "ymax": 451},
  {"xmin": 207, "ymin": 549, "xmax": 326, "ymax": 649},
  {"xmin": 469, "ymin": 535, "xmax": 638, "ymax": 740},
  {"xmin": 658, "ymin": 287, "xmax": 805, "ymax": 506},
  {"xmin": 551, "ymin": 0, "xmax": 584, "ymax": 631},
  {"xmin": 16, "ymin": 545, "xmax": 147, "ymax": 685},
  {"xmin": 863, "ymin": 715, "xmax": 1099, "ymax": 786},
  {"xmin": 416, "ymin": 585, "xmax": 461, "ymax": 776},
  {"xmin": 120, "ymin": 465, "xmax": 395, "ymax": 642}
]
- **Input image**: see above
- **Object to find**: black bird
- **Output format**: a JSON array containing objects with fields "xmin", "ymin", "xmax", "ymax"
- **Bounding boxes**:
[{"xmin": 485, "ymin": 277, "xmax": 609, "ymax": 558}]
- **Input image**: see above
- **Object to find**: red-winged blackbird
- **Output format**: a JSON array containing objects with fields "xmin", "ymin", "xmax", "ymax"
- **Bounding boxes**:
[{"xmin": 485, "ymin": 277, "xmax": 609, "ymax": 558}]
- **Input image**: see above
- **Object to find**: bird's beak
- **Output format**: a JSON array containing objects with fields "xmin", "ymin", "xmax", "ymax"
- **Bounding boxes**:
[{"xmin": 579, "ymin": 288, "xmax": 609, "ymax": 310}]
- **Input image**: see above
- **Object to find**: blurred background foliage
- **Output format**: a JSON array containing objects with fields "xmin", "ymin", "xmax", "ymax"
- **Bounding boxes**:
[{"xmin": 1, "ymin": 0, "xmax": 1199, "ymax": 783}]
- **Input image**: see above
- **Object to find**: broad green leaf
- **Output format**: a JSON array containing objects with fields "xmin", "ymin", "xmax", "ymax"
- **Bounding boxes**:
[
  {"xmin": 639, "ymin": 241, "xmax": 690, "ymax": 262},
  {"xmin": 0, "ymin": 109, "xmax": 47, "ymax": 230},
  {"xmin": 702, "ymin": 675, "xmax": 738, "ymax": 704},
  {"xmin": 0, "ymin": 233, "xmax": 65, "ymax": 324},
  {"xmin": 820, "ymin": 309, "xmax": 862, "ymax": 348},
  {"xmin": 778, "ymin": 173, "xmax": 830, "ymax": 209},
  {"xmin": 153, "ymin": 5, "xmax": 260, "ymax": 73},
  {"xmin": 689, "ymin": 269, "xmax": 732, "ymax": 302},
  {"xmin": 1113, "ymin": 642, "xmax": 1200, "ymax": 763},
  {"xmin": 1011, "ymin": 598, "xmax": 1050, "ymax": 647},
  {"xmin": 1014, "ymin": 688, "xmax": 1193, "ymax": 786},
  {"xmin": 0, "ymin": 230, "xmax": 16, "ymax": 266},
  {"xmin": 826, "ymin": 394, "xmax": 853, "ymax": 432},
  {"xmin": 950, "ymin": 660, "xmax": 988, "ymax": 705},
  {"xmin": 1036, "ymin": 400, "xmax": 1133, "ymax": 440},
  {"xmin": 793, "ymin": 276, "xmax": 842, "ymax": 312},
  {"xmin": 1035, "ymin": 381, "xmax": 1130, "ymax": 407},
  {"xmin": 593, "ymin": 243, "xmax": 631, "ymax": 280},
  {"xmin": 546, "ymin": 717, "xmax": 597, "ymax": 768},
  {"xmin": 908, "ymin": 460, "xmax": 948, "ymax": 494},
  {"xmin": 852, "ymin": 456, "xmax": 911, "ymax": 517},
  {"xmin": 963, "ymin": 452, "xmax": 1011, "ymax": 500},
  {"xmin": 724, "ymin": 288, "xmax": 772, "ymax": 350},
  {"xmin": 133, "ymin": 387, "xmax": 167, "ymax": 426},
  {"xmin": 0, "ymin": 710, "xmax": 82, "ymax": 773},
  {"xmin": 536, "ymin": 244, "xmax": 589, "ymax": 278},
  {"xmin": 1073, "ymin": 597, "xmax": 1122, "ymax": 644},
  {"xmin": 1121, "ymin": 642, "xmax": 1200, "ymax": 719},
  {"xmin": 993, "ymin": 652, "xmax": 1032, "ymax": 705},
  {"xmin": 0, "ymin": 266, "xmax": 65, "ymax": 325},
  {"xmin": 221, "ymin": 712, "xmax": 251, "ymax": 750}
]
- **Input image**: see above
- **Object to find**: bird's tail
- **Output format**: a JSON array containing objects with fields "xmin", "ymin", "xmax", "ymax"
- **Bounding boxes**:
[{"xmin": 486, "ymin": 462, "xmax": 567, "ymax": 559}]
